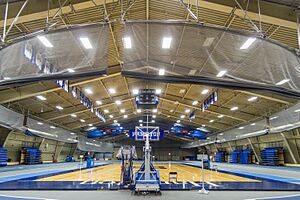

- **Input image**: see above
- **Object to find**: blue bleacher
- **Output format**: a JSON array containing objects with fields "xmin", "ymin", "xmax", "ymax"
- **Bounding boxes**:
[
  {"xmin": 229, "ymin": 150, "xmax": 241, "ymax": 163},
  {"xmin": 240, "ymin": 149, "xmax": 253, "ymax": 164},
  {"xmin": 0, "ymin": 147, "xmax": 7, "ymax": 167},
  {"xmin": 23, "ymin": 147, "xmax": 41, "ymax": 165},
  {"xmin": 215, "ymin": 151, "xmax": 226, "ymax": 162},
  {"xmin": 261, "ymin": 147, "xmax": 284, "ymax": 166}
]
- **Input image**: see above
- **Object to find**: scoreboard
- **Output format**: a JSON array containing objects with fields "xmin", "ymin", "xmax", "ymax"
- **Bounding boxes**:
[{"xmin": 135, "ymin": 89, "xmax": 159, "ymax": 109}]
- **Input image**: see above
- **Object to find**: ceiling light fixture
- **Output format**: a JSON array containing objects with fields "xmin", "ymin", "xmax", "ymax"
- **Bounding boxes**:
[
  {"xmin": 240, "ymin": 38, "xmax": 256, "ymax": 49},
  {"xmin": 80, "ymin": 119, "xmax": 85, "ymax": 122},
  {"xmin": 95, "ymin": 100, "xmax": 102, "ymax": 105},
  {"xmin": 276, "ymin": 79, "xmax": 290, "ymax": 86},
  {"xmin": 56, "ymin": 105, "xmax": 63, "ymax": 110},
  {"xmin": 123, "ymin": 115, "xmax": 128, "ymax": 118},
  {"xmin": 270, "ymin": 116, "xmax": 278, "ymax": 120},
  {"xmin": 104, "ymin": 109, "xmax": 109, "ymax": 113},
  {"xmin": 217, "ymin": 115, "xmax": 224, "ymax": 118},
  {"xmin": 108, "ymin": 88, "xmax": 116, "ymax": 94},
  {"xmin": 115, "ymin": 100, "xmax": 121, "ymax": 105},
  {"xmin": 152, "ymin": 109, "xmax": 158, "ymax": 113},
  {"xmin": 230, "ymin": 106, "xmax": 238, "ymax": 111},
  {"xmin": 37, "ymin": 36, "xmax": 53, "ymax": 47},
  {"xmin": 132, "ymin": 89, "xmax": 139, "ymax": 95},
  {"xmin": 79, "ymin": 37, "xmax": 93, "ymax": 49},
  {"xmin": 123, "ymin": 37, "xmax": 132, "ymax": 49},
  {"xmin": 162, "ymin": 37, "xmax": 172, "ymax": 49},
  {"xmin": 85, "ymin": 88, "xmax": 93, "ymax": 94},
  {"xmin": 139, "ymin": 120, "xmax": 143, "ymax": 123},
  {"xmin": 37, "ymin": 122, "xmax": 43, "ymax": 125},
  {"xmin": 155, "ymin": 89, "xmax": 161, "ymax": 95},
  {"xmin": 70, "ymin": 114, "xmax": 77, "ymax": 118},
  {"xmin": 209, "ymin": 120, "xmax": 214, "ymax": 123},
  {"xmin": 201, "ymin": 89, "xmax": 209, "ymax": 95},
  {"xmin": 238, "ymin": 127, "xmax": 244, "ymax": 129},
  {"xmin": 109, "ymin": 115, "xmax": 113, "ymax": 118},
  {"xmin": 180, "ymin": 115, "xmax": 185, "ymax": 119},
  {"xmin": 216, "ymin": 70, "xmax": 227, "ymax": 77},
  {"xmin": 120, "ymin": 109, "xmax": 125, "ymax": 113},
  {"xmin": 137, "ymin": 109, "xmax": 141, "ymax": 113},
  {"xmin": 203, "ymin": 37, "xmax": 215, "ymax": 47},
  {"xmin": 159, "ymin": 69, "xmax": 165, "ymax": 76},
  {"xmin": 248, "ymin": 96, "xmax": 258, "ymax": 102},
  {"xmin": 152, "ymin": 115, "xmax": 156, "ymax": 118},
  {"xmin": 36, "ymin": 95, "xmax": 46, "ymax": 101},
  {"xmin": 67, "ymin": 68, "xmax": 75, "ymax": 73},
  {"xmin": 192, "ymin": 101, "xmax": 198, "ymax": 106},
  {"xmin": 185, "ymin": 109, "xmax": 190, "ymax": 113},
  {"xmin": 176, "ymin": 120, "xmax": 180, "ymax": 123}
]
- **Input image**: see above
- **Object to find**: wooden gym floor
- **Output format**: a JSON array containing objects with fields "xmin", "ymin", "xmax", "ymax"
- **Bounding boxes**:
[{"xmin": 37, "ymin": 163, "xmax": 258, "ymax": 183}]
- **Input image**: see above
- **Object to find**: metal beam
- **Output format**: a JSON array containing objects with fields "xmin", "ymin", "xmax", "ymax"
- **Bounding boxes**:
[
  {"xmin": 297, "ymin": 11, "xmax": 300, "ymax": 49},
  {"xmin": 160, "ymin": 97, "xmax": 247, "ymax": 122},
  {"xmin": 280, "ymin": 132, "xmax": 299, "ymax": 164},
  {"xmin": 3, "ymin": 0, "xmax": 28, "ymax": 41},
  {"xmin": 247, "ymin": 137, "xmax": 261, "ymax": 162},
  {"xmin": 53, "ymin": 141, "xmax": 64, "ymax": 161},
  {"xmin": 0, "ymin": 0, "xmax": 297, "ymax": 31},
  {"xmin": 2, "ymin": 130, "xmax": 13, "ymax": 148},
  {"xmin": 41, "ymin": 97, "xmax": 134, "ymax": 121},
  {"xmin": 178, "ymin": 0, "xmax": 198, "ymax": 21},
  {"xmin": 0, "ymin": 73, "xmax": 121, "ymax": 104},
  {"xmin": 2, "ymin": 0, "xmax": 9, "ymax": 42},
  {"xmin": 38, "ymin": 138, "xmax": 45, "ymax": 150},
  {"xmin": 238, "ymin": 90, "xmax": 291, "ymax": 105}
]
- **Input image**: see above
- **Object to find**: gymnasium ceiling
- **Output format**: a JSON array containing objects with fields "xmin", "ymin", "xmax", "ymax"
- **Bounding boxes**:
[{"xmin": 0, "ymin": 0, "xmax": 300, "ymax": 142}]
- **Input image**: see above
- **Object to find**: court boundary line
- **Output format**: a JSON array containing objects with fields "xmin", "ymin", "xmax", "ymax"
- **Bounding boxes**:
[
  {"xmin": 0, "ymin": 194, "xmax": 58, "ymax": 200},
  {"xmin": 244, "ymin": 194, "xmax": 300, "ymax": 200}
]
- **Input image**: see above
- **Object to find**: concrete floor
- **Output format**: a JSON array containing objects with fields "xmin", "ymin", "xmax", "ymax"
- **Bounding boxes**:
[{"xmin": 0, "ymin": 191, "xmax": 300, "ymax": 200}]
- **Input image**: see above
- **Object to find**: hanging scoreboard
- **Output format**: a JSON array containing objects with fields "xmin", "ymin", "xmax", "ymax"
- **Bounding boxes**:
[{"xmin": 135, "ymin": 89, "xmax": 159, "ymax": 109}]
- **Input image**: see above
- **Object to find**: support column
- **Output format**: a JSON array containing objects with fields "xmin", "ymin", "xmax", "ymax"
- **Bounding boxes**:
[
  {"xmin": 38, "ymin": 138, "xmax": 45, "ymax": 150},
  {"xmin": 296, "ymin": 11, "xmax": 300, "ymax": 49},
  {"xmin": 280, "ymin": 132, "xmax": 299, "ymax": 164},
  {"xmin": 71, "ymin": 143, "xmax": 78, "ymax": 156},
  {"xmin": 228, "ymin": 141, "xmax": 234, "ymax": 152},
  {"xmin": 247, "ymin": 137, "xmax": 261, "ymax": 163},
  {"xmin": 3, "ymin": 130, "xmax": 14, "ymax": 148},
  {"xmin": 53, "ymin": 142, "xmax": 64, "ymax": 162}
]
